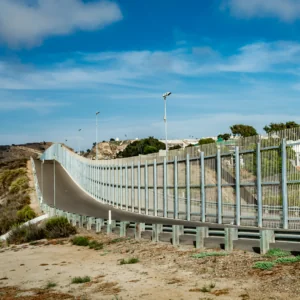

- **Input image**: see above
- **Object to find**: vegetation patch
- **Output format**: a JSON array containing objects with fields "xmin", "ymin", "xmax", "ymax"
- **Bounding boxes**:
[
  {"xmin": 71, "ymin": 276, "xmax": 91, "ymax": 284},
  {"xmin": 192, "ymin": 252, "xmax": 228, "ymax": 259},
  {"xmin": 17, "ymin": 205, "xmax": 36, "ymax": 223},
  {"xmin": 88, "ymin": 240, "xmax": 103, "ymax": 250},
  {"xmin": 120, "ymin": 257, "xmax": 139, "ymax": 265},
  {"xmin": 275, "ymin": 256, "xmax": 300, "ymax": 264},
  {"xmin": 265, "ymin": 248, "xmax": 291, "ymax": 257},
  {"xmin": 253, "ymin": 261, "xmax": 275, "ymax": 270},
  {"xmin": 45, "ymin": 281, "xmax": 57, "ymax": 289},
  {"xmin": 44, "ymin": 217, "xmax": 76, "ymax": 239},
  {"xmin": 71, "ymin": 236, "xmax": 90, "ymax": 246}
]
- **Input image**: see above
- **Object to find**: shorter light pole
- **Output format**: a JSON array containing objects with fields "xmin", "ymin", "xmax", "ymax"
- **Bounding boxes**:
[
  {"xmin": 162, "ymin": 92, "xmax": 172, "ymax": 154},
  {"xmin": 96, "ymin": 111, "xmax": 100, "ymax": 161},
  {"xmin": 78, "ymin": 129, "xmax": 82, "ymax": 155}
]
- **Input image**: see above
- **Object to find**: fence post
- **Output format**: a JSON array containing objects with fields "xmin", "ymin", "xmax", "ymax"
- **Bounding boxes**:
[
  {"xmin": 131, "ymin": 162, "xmax": 134, "ymax": 212},
  {"xmin": 145, "ymin": 161, "xmax": 149, "ymax": 215},
  {"xmin": 256, "ymin": 143, "xmax": 263, "ymax": 227},
  {"xmin": 281, "ymin": 139, "xmax": 288, "ymax": 229},
  {"xmin": 186, "ymin": 154, "xmax": 191, "ymax": 221},
  {"xmin": 172, "ymin": 225, "xmax": 184, "ymax": 246},
  {"xmin": 138, "ymin": 161, "xmax": 141, "ymax": 214},
  {"xmin": 224, "ymin": 228, "xmax": 238, "ymax": 252},
  {"xmin": 112, "ymin": 166, "xmax": 115, "ymax": 207},
  {"xmin": 217, "ymin": 148, "xmax": 222, "ymax": 224},
  {"xmin": 174, "ymin": 156, "xmax": 178, "ymax": 219},
  {"xmin": 163, "ymin": 158, "xmax": 167, "ymax": 218},
  {"xmin": 125, "ymin": 164, "xmax": 128, "ymax": 211},
  {"xmin": 154, "ymin": 159, "xmax": 158, "ymax": 217},
  {"xmin": 135, "ymin": 223, "xmax": 145, "ymax": 239},
  {"xmin": 201, "ymin": 152, "xmax": 206, "ymax": 222},
  {"xmin": 196, "ymin": 227, "xmax": 208, "ymax": 249},
  {"xmin": 260, "ymin": 229, "xmax": 275, "ymax": 254},
  {"xmin": 235, "ymin": 146, "xmax": 241, "ymax": 226},
  {"xmin": 152, "ymin": 224, "xmax": 163, "ymax": 242},
  {"xmin": 120, "ymin": 165, "xmax": 123, "ymax": 209}
]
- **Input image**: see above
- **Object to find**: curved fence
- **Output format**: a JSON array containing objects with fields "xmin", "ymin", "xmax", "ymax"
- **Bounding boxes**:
[{"xmin": 41, "ymin": 128, "xmax": 300, "ymax": 230}]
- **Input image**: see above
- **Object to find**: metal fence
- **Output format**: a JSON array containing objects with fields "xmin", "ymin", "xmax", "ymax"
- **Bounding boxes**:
[{"xmin": 40, "ymin": 127, "xmax": 300, "ymax": 229}]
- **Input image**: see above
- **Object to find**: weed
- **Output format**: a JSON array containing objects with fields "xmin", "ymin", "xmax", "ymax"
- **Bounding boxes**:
[
  {"xmin": 16, "ymin": 206, "xmax": 36, "ymax": 223},
  {"xmin": 200, "ymin": 285, "xmax": 211, "ymax": 292},
  {"xmin": 44, "ymin": 217, "xmax": 76, "ymax": 239},
  {"xmin": 275, "ymin": 256, "xmax": 300, "ymax": 264},
  {"xmin": 72, "ymin": 236, "xmax": 90, "ymax": 246},
  {"xmin": 265, "ymin": 248, "xmax": 291, "ymax": 257},
  {"xmin": 45, "ymin": 281, "xmax": 57, "ymax": 289},
  {"xmin": 192, "ymin": 252, "xmax": 228, "ymax": 259},
  {"xmin": 71, "ymin": 276, "xmax": 91, "ymax": 284},
  {"xmin": 209, "ymin": 282, "xmax": 216, "ymax": 289},
  {"xmin": 88, "ymin": 240, "xmax": 103, "ymax": 250},
  {"xmin": 110, "ymin": 238, "xmax": 123, "ymax": 244},
  {"xmin": 120, "ymin": 257, "xmax": 139, "ymax": 265},
  {"xmin": 253, "ymin": 261, "xmax": 275, "ymax": 270},
  {"xmin": 7, "ymin": 224, "xmax": 45, "ymax": 245}
]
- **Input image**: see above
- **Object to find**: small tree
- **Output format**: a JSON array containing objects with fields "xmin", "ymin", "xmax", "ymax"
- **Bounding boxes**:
[
  {"xmin": 110, "ymin": 138, "xmax": 115, "ymax": 142},
  {"xmin": 93, "ymin": 142, "xmax": 96, "ymax": 147},
  {"xmin": 217, "ymin": 133, "xmax": 231, "ymax": 141},
  {"xmin": 230, "ymin": 124, "xmax": 257, "ymax": 137},
  {"xmin": 264, "ymin": 121, "xmax": 300, "ymax": 134},
  {"xmin": 198, "ymin": 138, "xmax": 215, "ymax": 145},
  {"xmin": 169, "ymin": 144, "xmax": 182, "ymax": 150}
]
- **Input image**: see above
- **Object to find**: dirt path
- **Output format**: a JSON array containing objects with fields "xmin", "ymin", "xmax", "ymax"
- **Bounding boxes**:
[
  {"xmin": 1, "ymin": 229, "xmax": 300, "ymax": 300},
  {"xmin": 27, "ymin": 160, "xmax": 42, "ymax": 216}
]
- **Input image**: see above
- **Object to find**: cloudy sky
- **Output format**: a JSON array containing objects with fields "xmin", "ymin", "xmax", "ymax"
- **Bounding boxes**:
[{"xmin": 1, "ymin": 0, "xmax": 300, "ymax": 150}]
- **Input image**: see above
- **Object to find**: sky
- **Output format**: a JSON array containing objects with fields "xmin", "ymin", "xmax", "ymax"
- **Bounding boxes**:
[{"xmin": 1, "ymin": 0, "xmax": 300, "ymax": 150}]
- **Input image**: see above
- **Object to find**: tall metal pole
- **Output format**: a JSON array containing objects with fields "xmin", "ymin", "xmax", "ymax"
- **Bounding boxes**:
[
  {"xmin": 96, "ymin": 112, "xmax": 100, "ymax": 161},
  {"xmin": 78, "ymin": 129, "xmax": 82, "ymax": 155},
  {"xmin": 164, "ymin": 96, "xmax": 168, "ymax": 153},
  {"xmin": 53, "ymin": 154, "xmax": 56, "ymax": 210}
]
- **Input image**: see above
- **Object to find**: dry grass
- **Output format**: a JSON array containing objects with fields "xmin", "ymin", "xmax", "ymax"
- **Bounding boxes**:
[{"xmin": 93, "ymin": 281, "xmax": 121, "ymax": 295}]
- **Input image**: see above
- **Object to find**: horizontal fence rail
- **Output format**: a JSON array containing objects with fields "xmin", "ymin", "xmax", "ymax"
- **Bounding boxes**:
[{"xmin": 39, "ymin": 128, "xmax": 300, "ymax": 230}]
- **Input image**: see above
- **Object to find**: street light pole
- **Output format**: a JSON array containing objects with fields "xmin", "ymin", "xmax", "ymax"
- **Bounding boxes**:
[
  {"xmin": 78, "ymin": 129, "xmax": 82, "ymax": 155},
  {"xmin": 41, "ymin": 159, "xmax": 44, "ymax": 203},
  {"xmin": 53, "ymin": 153, "xmax": 56, "ymax": 212},
  {"xmin": 163, "ymin": 92, "xmax": 172, "ymax": 154},
  {"xmin": 96, "ymin": 112, "xmax": 100, "ymax": 161}
]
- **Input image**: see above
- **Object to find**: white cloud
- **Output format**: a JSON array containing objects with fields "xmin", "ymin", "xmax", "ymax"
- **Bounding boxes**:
[
  {"xmin": 224, "ymin": 0, "xmax": 300, "ymax": 22},
  {"xmin": 0, "ymin": 0, "xmax": 122, "ymax": 48}
]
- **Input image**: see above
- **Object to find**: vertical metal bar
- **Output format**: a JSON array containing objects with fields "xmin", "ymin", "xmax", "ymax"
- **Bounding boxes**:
[
  {"xmin": 201, "ymin": 152, "xmax": 206, "ymax": 222},
  {"xmin": 131, "ymin": 162, "xmax": 134, "ymax": 212},
  {"xmin": 138, "ymin": 161, "xmax": 141, "ymax": 214},
  {"xmin": 120, "ymin": 165, "xmax": 123, "ymax": 209},
  {"xmin": 235, "ymin": 146, "xmax": 241, "ymax": 226},
  {"xmin": 256, "ymin": 142, "xmax": 263, "ymax": 227},
  {"xmin": 154, "ymin": 159, "xmax": 157, "ymax": 216},
  {"xmin": 281, "ymin": 138, "xmax": 288, "ymax": 229},
  {"xmin": 217, "ymin": 148, "xmax": 222, "ymax": 224},
  {"xmin": 186, "ymin": 154, "xmax": 191, "ymax": 221},
  {"xmin": 125, "ymin": 164, "xmax": 128, "ymax": 211},
  {"xmin": 112, "ymin": 166, "xmax": 115, "ymax": 206},
  {"xmin": 163, "ymin": 157, "xmax": 167, "ymax": 218},
  {"xmin": 145, "ymin": 161, "xmax": 149, "ymax": 215},
  {"xmin": 107, "ymin": 165, "xmax": 110, "ymax": 205},
  {"xmin": 174, "ymin": 156, "xmax": 178, "ymax": 219}
]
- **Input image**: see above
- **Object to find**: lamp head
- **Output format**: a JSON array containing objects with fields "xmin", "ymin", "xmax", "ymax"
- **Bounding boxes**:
[{"xmin": 163, "ymin": 92, "xmax": 172, "ymax": 98}]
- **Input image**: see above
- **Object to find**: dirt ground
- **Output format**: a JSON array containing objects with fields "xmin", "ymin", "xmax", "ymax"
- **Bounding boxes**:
[{"xmin": 1, "ymin": 229, "xmax": 300, "ymax": 300}]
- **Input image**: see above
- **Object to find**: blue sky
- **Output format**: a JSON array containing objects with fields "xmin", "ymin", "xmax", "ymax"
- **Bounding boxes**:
[{"xmin": 2, "ymin": 0, "xmax": 300, "ymax": 150}]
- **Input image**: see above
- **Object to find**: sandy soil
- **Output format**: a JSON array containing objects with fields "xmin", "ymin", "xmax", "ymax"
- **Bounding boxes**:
[{"xmin": 1, "ymin": 230, "xmax": 300, "ymax": 300}]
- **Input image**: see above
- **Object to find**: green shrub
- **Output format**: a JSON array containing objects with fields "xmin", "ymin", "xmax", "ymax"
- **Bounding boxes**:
[
  {"xmin": 9, "ymin": 176, "xmax": 29, "ymax": 194},
  {"xmin": 71, "ymin": 276, "xmax": 91, "ymax": 284},
  {"xmin": 88, "ymin": 240, "xmax": 103, "ymax": 250},
  {"xmin": 7, "ymin": 224, "xmax": 45, "ymax": 245},
  {"xmin": 72, "ymin": 236, "xmax": 90, "ymax": 246},
  {"xmin": 46, "ymin": 281, "xmax": 57, "ymax": 289},
  {"xmin": 275, "ymin": 256, "xmax": 300, "ymax": 264},
  {"xmin": 265, "ymin": 248, "xmax": 291, "ymax": 257},
  {"xmin": 44, "ymin": 217, "xmax": 76, "ymax": 239},
  {"xmin": 120, "ymin": 257, "xmax": 139, "ymax": 265},
  {"xmin": 192, "ymin": 252, "xmax": 228, "ymax": 259},
  {"xmin": 17, "ymin": 205, "xmax": 36, "ymax": 223},
  {"xmin": 253, "ymin": 261, "xmax": 275, "ymax": 270}
]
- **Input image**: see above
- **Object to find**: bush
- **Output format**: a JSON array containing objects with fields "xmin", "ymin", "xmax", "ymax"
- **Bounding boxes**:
[
  {"xmin": 120, "ymin": 257, "xmax": 139, "ymax": 265},
  {"xmin": 44, "ymin": 217, "xmax": 76, "ymax": 239},
  {"xmin": 9, "ymin": 176, "xmax": 29, "ymax": 194},
  {"xmin": 7, "ymin": 224, "xmax": 45, "ymax": 245},
  {"xmin": 71, "ymin": 276, "xmax": 91, "ymax": 284},
  {"xmin": 17, "ymin": 205, "xmax": 36, "ymax": 223},
  {"xmin": 275, "ymin": 256, "xmax": 300, "ymax": 264},
  {"xmin": 72, "ymin": 236, "xmax": 90, "ymax": 246},
  {"xmin": 253, "ymin": 261, "xmax": 275, "ymax": 270},
  {"xmin": 265, "ymin": 248, "xmax": 291, "ymax": 257},
  {"xmin": 88, "ymin": 240, "xmax": 103, "ymax": 250}
]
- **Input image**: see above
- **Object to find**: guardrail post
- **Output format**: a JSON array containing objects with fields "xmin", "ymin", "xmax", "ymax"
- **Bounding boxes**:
[
  {"xmin": 154, "ymin": 159, "xmax": 157, "ymax": 216},
  {"xmin": 135, "ymin": 223, "xmax": 145, "ymax": 239},
  {"xmin": 172, "ymin": 225, "xmax": 184, "ymax": 246},
  {"xmin": 174, "ymin": 156, "xmax": 178, "ymax": 219},
  {"xmin": 125, "ymin": 164, "xmax": 128, "ymax": 211},
  {"xmin": 120, "ymin": 221, "xmax": 129, "ymax": 237},
  {"xmin": 217, "ymin": 148, "xmax": 222, "ymax": 224},
  {"xmin": 145, "ymin": 161, "xmax": 149, "ymax": 215},
  {"xmin": 152, "ymin": 224, "xmax": 163, "ymax": 243},
  {"xmin": 224, "ymin": 228, "xmax": 238, "ymax": 252},
  {"xmin": 163, "ymin": 158, "xmax": 167, "ymax": 218},
  {"xmin": 196, "ymin": 227, "xmax": 208, "ymax": 249},
  {"xmin": 131, "ymin": 162, "xmax": 134, "ymax": 212},
  {"xmin": 107, "ymin": 220, "xmax": 116, "ymax": 234},
  {"xmin": 281, "ymin": 139, "xmax": 288, "ymax": 229},
  {"xmin": 201, "ymin": 152, "xmax": 206, "ymax": 222},
  {"xmin": 96, "ymin": 218, "xmax": 102, "ymax": 233},
  {"xmin": 260, "ymin": 229, "xmax": 275, "ymax": 254},
  {"xmin": 235, "ymin": 147, "xmax": 241, "ymax": 226},
  {"xmin": 186, "ymin": 154, "xmax": 191, "ymax": 221},
  {"xmin": 256, "ymin": 142, "xmax": 263, "ymax": 227},
  {"xmin": 72, "ymin": 214, "xmax": 77, "ymax": 227}
]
